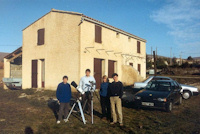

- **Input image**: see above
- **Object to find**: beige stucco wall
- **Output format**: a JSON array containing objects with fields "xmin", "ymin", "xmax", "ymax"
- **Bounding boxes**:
[
  {"xmin": 3, "ymin": 58, "xmax": 10, "ymax": 89},
  {"xmin": 80, "ymin": 21, "xmax": 146, "ymax": 83},
  {"xmin": 22, "ymin": 10, "xmax": 146, "ymax": 90},
  {"xmin": 22, "ymin": 12, "xmax": 81, "ymax": 90}
]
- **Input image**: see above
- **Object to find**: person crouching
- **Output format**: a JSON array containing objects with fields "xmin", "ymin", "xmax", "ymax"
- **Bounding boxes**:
[{"xmin": 56, "ymin": 76, "xmax": 71, "ymax": 124}]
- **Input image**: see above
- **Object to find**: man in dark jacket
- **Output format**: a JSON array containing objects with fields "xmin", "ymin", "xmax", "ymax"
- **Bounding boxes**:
[
  {"xmin": 56, "ymin": 76, "xmax": 71, "ymax": 124},
  {"xmin": 108, "ymin": 73, "xmax": 123, "ymax": 126}
]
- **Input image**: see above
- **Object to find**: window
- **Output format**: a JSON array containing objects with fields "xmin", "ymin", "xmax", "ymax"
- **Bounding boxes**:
[
  {"xmin": 37, "ymin": 28, "xmax": 45, "ymax": 45},
  {"xmin": 116, "ymin": 33, "xmax": 120, "ymax": 38},
  {"xmin": 129, "ymin": 62, "xmax": 133, "ymax": 67},
  {"xmin": 95, "ymin": 25, "xmax": 102, "ymax": 43},
  {"xmin": 108, "ymin": 60, "xmax": 116, "ymax": 78},
  {"xmin": 128, "ymin": 37, "xmax": 131, "ymax": 42},
  {"xmin": 137, "ymin": 41, "xmax": 141, "ymax": 53},
  {"xmin": 138, "ymin": 64, "xmax": 141, "ymax": 74}
]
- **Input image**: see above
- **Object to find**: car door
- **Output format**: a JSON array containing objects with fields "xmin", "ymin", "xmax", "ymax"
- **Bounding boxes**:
[
  {"xmin": 172, "ymin": 81, "xmax": 181, "ymax": 103},
  {"xmin": 170, "ymin": 82, "xmax": 177, "ymax": 103}
]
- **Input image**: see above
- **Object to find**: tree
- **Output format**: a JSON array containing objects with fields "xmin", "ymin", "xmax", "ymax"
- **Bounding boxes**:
[{"xmin": 187, "ymin": 56, "xmax": 193, "ymax": 61}]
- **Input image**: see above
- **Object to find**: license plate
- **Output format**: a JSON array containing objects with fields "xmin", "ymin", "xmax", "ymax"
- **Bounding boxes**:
[{"xmin": 142, "ymin": 102, "xmax": 154, "ymax": 106}]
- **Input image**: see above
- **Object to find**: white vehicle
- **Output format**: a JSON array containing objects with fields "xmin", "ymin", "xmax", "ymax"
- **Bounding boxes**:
[
  {"xmin": 133, "ymin": 76, "xmax": 199, "ymax": 100},
  {"xmin": 180, "ymin": 84, "xmax": 199, "ymax": 99},
  {"xmin": 133, "ymin": 76, "xmax": 172, "ymax": 89}
]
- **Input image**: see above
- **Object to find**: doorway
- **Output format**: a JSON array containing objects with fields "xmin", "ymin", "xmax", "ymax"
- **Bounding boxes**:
[
  {"xmin": 32, "ymin": 60, "xmax": 38, "ymax": 88},
  {"xmin": 94, "ymin": 58, "xmax": 103, "ymax": 89}
]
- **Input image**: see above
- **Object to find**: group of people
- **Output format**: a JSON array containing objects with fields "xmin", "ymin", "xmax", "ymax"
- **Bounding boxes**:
[{"xmin": 56, "ymin": 69, "xmax": 124, "ymax": 126}]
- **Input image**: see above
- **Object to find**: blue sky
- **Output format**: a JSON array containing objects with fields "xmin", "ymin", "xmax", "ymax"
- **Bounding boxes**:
[{"xmin": 0, "ymin": 0, "xmax": 199, "ymax": 58}]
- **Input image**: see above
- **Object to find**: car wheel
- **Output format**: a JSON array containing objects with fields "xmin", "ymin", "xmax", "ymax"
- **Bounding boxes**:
[
  {"xmin": 182, "ymin": 91, "xmax": 191, "ymax": 100},
  {"xmin": 177, "ymin": 96, "xmax": 182, "ymax": 105},
  {"xmin": 166, "ymin": 102, "xmax": 173, "ymax": 112}
]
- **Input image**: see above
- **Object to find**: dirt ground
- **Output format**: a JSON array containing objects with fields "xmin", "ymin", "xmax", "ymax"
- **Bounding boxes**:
[{"xmin": 0, "ymin": 80, "xmax": 200, "ymax": 134}]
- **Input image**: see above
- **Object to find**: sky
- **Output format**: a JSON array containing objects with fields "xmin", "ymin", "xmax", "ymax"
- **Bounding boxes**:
[{"xmin": 0, "ymin": 0, "xmax": 199, "ymax": 59}]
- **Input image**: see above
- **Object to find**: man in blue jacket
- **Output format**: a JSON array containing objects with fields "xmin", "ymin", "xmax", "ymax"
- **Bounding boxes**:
[{"xmin": 56, "ymin": 76, "xmax": 71, "ymax": 124}]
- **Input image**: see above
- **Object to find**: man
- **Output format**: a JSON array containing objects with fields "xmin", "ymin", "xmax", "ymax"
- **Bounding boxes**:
[
  {"xmin": 79, "ymin": 69, "xmax": 96, "ymax": 115},
  {"xmin": 56, "ymin": 76, "xmax": 71, "ymax": 124},
  {"xmin": 108, "ymin": 73, "xmax": 123, "ymax": 126}
]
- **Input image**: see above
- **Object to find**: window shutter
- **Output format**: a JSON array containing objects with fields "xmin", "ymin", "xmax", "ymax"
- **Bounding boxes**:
[
  {"xmin": 95, "ymin": 25, "xmax": 102, "ymax": 43},
  {"xmin": 137, "ymin": 41, "xmax": 140, "ymax": 53},
  {"xmin": 138, "ymin": 64, "xmax": 141, "ymax": 74},
  {"xmin": 38, "ymin": 28, "xmax": 45, "ymax": 45},
  {"xmin": 108, "ymin": 60, "xmax": 115, "ymax": 78}
]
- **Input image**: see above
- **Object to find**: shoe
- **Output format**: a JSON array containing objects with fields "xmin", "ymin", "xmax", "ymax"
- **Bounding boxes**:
[
  {"xmin": 110, "ymin": 122, "xmax": 116, "ymax": 125},
  {"xmin": 57, "ymin": 120, "xmax": 61, "ymax": 124},
  {"xmin": 120, "ymin": 123, "xmax": 124, "ymax": 126},
  {"xmin": 64, "ymin": 118, "xmax": 68, "ymax": 123}
]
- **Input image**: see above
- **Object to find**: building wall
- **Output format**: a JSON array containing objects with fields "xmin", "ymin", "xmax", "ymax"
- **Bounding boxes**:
[
  {"xmin": 80, "ymin": 21, "xmax": 146, "ymax": 82},
  {"xmin": 22, "ymin": 12, "xmax": 81, "ymax": 90},
  {"xmin": 3, "ymin": 58, "xmax": 10, "ymax": 89}
]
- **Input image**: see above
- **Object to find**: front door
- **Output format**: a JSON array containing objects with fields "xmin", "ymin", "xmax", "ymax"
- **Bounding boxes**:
[
  {"xmin": 94, "ymin": 58, "xmax": 102, "ymax": 89},
  {"xmin": 32, "ymin": 60, "xmax": 38, "ymax": 88}
]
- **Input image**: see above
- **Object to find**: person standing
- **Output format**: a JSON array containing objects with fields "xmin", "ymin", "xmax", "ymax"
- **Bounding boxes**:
[
  {"xmin": 99, "ymin": 75, "xmax": 111, "ymax": 120},
  {"xmin": 108, "ymin": 73, "xmax": 124, "ymax": 126},
  {"xmin": 56, "ymin": 76, "xmax": 71, "ymax": 124},
  {"xmin": 79, "ymin": 69, "xmax": 96, "ymax": 115}
]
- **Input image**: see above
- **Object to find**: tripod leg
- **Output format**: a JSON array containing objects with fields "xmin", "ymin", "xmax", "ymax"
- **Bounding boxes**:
[
  {"xmin": 78, "ymin": 100, "xmax": 86, "ymax": 124},
  {"xmin": 91, "ymin": 99, "xmax": 93, "ymax": 124},
  {"xmin": 66, "ymin": 102, "xmax": 76, "ymax": 122}
]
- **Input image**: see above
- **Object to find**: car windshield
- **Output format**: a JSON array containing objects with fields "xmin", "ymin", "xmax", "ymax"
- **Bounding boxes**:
[
  {"xmin": 142, "ymin": 77, "xmax": 151, "ymax": 82},
  {"xmin": 146, "ymin": 81, "xmax": 172, "ymax": 91}
]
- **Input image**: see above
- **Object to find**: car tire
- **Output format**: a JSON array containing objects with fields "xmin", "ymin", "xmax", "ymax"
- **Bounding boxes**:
[
  {"xmin": 182, "ymin": 91, "xmax": 191, "ymax": 100},
  {"xmin": 166, "ymin": 102, "xmax": 173, "ymax": 112},
  {"xmin": 177, "ymin": 96, "xmax": 182, "ymax": 105}
]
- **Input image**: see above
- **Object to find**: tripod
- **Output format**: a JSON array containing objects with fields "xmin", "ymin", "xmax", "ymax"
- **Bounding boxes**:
[{"xmin": 66, "ymin": 97, "xmax": 86, "ymax": 124}]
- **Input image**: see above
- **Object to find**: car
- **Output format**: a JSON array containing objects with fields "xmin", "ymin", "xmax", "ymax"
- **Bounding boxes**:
[
  {"xmin": 133, "ymin": 76, "xmax": 199, "ymax": 100},
  {"xmin": 134, "ymin": 80, "xmax": 182, "ymax": 112},
  {"xmin": 133, "ymin": 76, "xmax": 172, "ymax": 89},
  {"xmin": 180, "ymin": 84, "xmax": 199, "ymax": 99}
]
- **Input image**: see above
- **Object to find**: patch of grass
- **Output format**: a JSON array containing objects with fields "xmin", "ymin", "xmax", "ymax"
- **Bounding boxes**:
[{"xmin": 0, "ymin": 87, "xmax": 200, "ymax": 134}]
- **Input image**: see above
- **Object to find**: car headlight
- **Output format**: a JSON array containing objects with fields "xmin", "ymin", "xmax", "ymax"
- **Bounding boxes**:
[
  {"xmin": 135, "ymin": 96, "xmax": 141, "ymax": 100},
  {"xmin": 157, "ymin": 98, "xmax": 167, "ymax": 102}
]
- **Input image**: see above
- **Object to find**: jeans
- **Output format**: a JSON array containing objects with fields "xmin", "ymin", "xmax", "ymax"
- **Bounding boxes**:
[
  {"xmin": 82, "ymin": 92, "xmax": 92, "ymax": 114},
  {"xmin": 100, "ymin": 95, "xmax": 111, "ymax": 119}
]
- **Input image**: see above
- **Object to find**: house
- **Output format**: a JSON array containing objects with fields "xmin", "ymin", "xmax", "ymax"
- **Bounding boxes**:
[{"xmin": 4, "ymin": 9, "xmax": 146, "ymax": 90}]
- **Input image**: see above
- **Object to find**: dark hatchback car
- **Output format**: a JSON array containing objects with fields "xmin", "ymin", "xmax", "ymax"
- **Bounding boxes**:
[{"xmin": 134, "ymin": 80, "xmax": 182, "ymax": 112}]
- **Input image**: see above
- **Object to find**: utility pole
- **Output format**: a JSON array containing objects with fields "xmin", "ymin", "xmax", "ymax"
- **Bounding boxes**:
[
  {"xmin": 170, "ymin": 47, "xmax": 172, "ymax": 65},
  {"xmin": 153, "ymin": 51, "xmax": 157, "ymax": 76}
]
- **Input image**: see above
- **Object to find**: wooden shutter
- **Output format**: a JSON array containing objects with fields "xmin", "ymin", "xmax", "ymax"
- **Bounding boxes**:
[
  {"xmin": 37, "ymin": 28, "xmax": 45, "ymax": 45},
  {"xmin": 137, "ymin": 41, "xmax": 140, "ymax": 53},
  {"xmin": 108, "ymin": 60, "xmax": 115, "ymax": 78},
  {"xmin": 138, "ymin": 64, "xmax": 141, "ymax": 74},
  {"xmin": 95, "ymin": 25, "xmax": 102, "ymax": 43}
]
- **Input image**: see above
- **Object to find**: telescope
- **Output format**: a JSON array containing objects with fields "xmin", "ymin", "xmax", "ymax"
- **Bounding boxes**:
[{"xmin": 71, "ymin": 81, "xmax": 85, "ymax": 94}]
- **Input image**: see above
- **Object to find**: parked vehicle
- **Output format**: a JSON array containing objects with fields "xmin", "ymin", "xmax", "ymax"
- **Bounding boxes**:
[
  {"xmin": 2, "ymin": 78, "xmax": 22, "ymax": 89},
  {"xmin": 134, "ymin": 80, "xmax": 182, "ymax": 112},
  {"xmin": 133, "ymin": 76, "xmax": 199, "ymax": 100},
  {"xmin": 180, "ymin": 84, "xmax": 199, "ymax": 99},
  {"xmin": 133, "ymin": 76, "xmax": 172, "ymax": 89}
]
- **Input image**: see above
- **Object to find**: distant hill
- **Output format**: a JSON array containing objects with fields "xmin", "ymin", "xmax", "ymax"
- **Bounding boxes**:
[
  {"xmin": 0, "ymin": 52, "xmax": 9, "ymax": 62},
  {"xmin": 193, "ymin": 57, "xmax": 200, "ymax": 60}
]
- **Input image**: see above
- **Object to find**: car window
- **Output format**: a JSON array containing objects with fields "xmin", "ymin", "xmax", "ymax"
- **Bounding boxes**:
[
  {"xmin": 146, "ymin": 81, "xmax": 171, "ymax": 91},
  {"xmin": 171, "ymin": 82, "xmax": 175, "ymax": 90}
]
